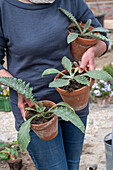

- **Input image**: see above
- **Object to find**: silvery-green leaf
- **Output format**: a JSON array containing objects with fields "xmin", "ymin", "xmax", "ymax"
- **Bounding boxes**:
[
  {"xmin": 49, "ymin": 79, "xmax": 70, "ymax": 87},
  {"xmin": 74, "ymin": 75, "xmax": 90, "ymax": 86},
  {"xmin": 67, "ymin": 33, "xmax": 78, "ymax": 44},
  {"xmin": 62, "ymin": 75, "xmax": 72, "ymax": 79},
  {"xmin": 90, "ymin": 27, "xmax": 112, "ymax": 33},
  {"xmin": 85, "ymin": 32, "xmax": 113, "ymax": 42},
  {"xmin": 83, "ymin": 70, "xmax": 113, "ymax": 81},
  {"xmin": 42, "ymin": 68, "xmax": 61, "ymax": 77},
  {"xmin": 59, "ymin": 8, "xmax": 82, "ymax": 33},
  {"xmin": 17, "ymin": 115, "xmax": 39, "ymax": 153},
  {"xmin": 82, "ymin": 19, "xmax": 92, "ymax": 34},
  {"xmin": 62, "ymin": 56, "xmax": 73, "ymax": 75},
  {"xmin": 53, "ymin": 107, "xmax": 85, "ymax": 133}
]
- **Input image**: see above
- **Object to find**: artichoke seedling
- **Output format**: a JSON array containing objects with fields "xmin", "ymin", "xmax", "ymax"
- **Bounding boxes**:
[
  {"xmin": 0, "ymin": 77, "xmax": 85, "ymax": 152},
  {"xmin": 42, "ymin": 56, "xmax": 113, "ymax": 88},
  {"xmin": 59, "ymin": 8, "xmax": 112, "ymax": 44}
]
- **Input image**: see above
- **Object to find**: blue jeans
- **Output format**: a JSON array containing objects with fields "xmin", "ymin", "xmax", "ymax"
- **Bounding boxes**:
[{"xmin": 27, "ymin": 116, "xmax": 87, "ymax": 170}]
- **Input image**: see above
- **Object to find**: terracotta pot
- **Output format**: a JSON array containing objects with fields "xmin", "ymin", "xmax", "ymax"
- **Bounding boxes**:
[
  {"xmin": 96, "ymin": 95, "xmax": 110, "ymax": 108},
  {"xmin": 54, "ymin": 69, "xmax": 92, "ymax": 111},
  {"xmin": 26, "ymin": 100, "xmax": 58, "ymax": 141},
  {"xmin": 68, "ymin": 22, "xmax": 99, "ymax": 61}
]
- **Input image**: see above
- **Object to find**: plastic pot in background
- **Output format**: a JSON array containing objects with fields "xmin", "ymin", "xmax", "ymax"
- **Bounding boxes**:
[{"xmin": 104, "ymin": 131, "xmax": 113, "ymax": 170}]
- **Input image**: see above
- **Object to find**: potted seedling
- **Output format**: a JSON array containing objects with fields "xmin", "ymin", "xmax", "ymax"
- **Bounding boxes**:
[
  {"xmin": 0, "ymin": 77, "xmax": 85, "ymax": 153},
  {"xmin": 59, "ymin": 8, "xmax": 112, "ymax": 61},
  {"xmin": 42, "ymin": 56, "xmax": 113, "ymax": 111},
  {"xmin": 0, "ymin": 141, "xmax": 23, "ymax": 170}
]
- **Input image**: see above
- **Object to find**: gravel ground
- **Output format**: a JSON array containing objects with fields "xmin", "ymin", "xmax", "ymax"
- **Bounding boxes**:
[
  {"xmin": 80, "ymin": 103, "xmax": 113, "ymax": 170},
  {"xmin": 0, "ymin": 103, "xmax": 113, "ymax": 170}
]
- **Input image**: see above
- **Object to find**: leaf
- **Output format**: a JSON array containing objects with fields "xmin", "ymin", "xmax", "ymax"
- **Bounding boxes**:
[
  {"xmin": 49, "ymin": 79, "xmax": 70, "ymax": 87},
  {"xmin": 55, "ymin": 102, "xmax": 74, "ymax": 110},
  {"xmin": 83, "ymin": 70, "xmax": 113, "ymax": 81},
  {"xmin": 90, "ymin": 27, "xmax": 112, "ymax": 33},
  {"xmin": 17, "ymin": 115, "xmax": 38, "ymax": 153},
  {"xmin": 59, "ymin": 8, "xmax": 82, "ymax": 33},
  {"xmin": 0, "ymin": 153, "xmax": 9, "ymax": 161},
  {"xmin": 74, "ymin": 75, "xmax": 90, "ymax": 86},
  {"xmin": 0, "ymin": 77, "xmax": 36, "ymax": 105},
  {"xmin": 10, "ymin": 148, "xmax": 18, "ymax": 159},
  {"xmin": 39, "ymin": 102, "xmax": 43, "ymax": 108},
  {"xmin": 85, "ymin": 32, "xmax": 113, "ymax": 42},
  {"xmin": 53, "ymin": 107, "xmax": 85, "ymax": 133},
  {"xmin": 25, "ymin": 107, "xmax": 37, "ymax": 112},
  {"xmin": 0, "ymin": 142, "xmax": 8, "ymax": 148},
  {"xmin": 62, "ymin": 56, "xmax": 73, "ymax": 75},
  {"xmin": 82, "ymin": 19, "xmax": 92, "ymax": 34},
  {"xmin": 67, "ymin": 33, "xmax": 78, "ymax": 44},
  {"xmin": 42, "ymin": 69, "xmax": 61, "ymax": 77},
  {"xmin": 62, "ymin": 75, "xmax": 72, "ymax": 79}
]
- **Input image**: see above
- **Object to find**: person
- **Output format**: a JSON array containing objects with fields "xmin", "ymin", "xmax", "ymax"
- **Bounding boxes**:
[{"xmin": 0, "ymin": 0, "xmax": 108, "ymax": 169}]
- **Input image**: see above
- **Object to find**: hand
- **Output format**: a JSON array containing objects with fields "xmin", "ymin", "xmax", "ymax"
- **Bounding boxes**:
[
  {"xmin": 79, "ymin": 47, "xmax": 95, "ymax": 73},
  {"xmin": 79, "ymin": 40, "xmax": 107, "ymax": 72},
  {"xmin": 78, "ymin": 47, "xmax": 96, "ymax": 89},
  {"xmin": 18, "ymin": 93, "xmax": 34, "ymax": 119}
]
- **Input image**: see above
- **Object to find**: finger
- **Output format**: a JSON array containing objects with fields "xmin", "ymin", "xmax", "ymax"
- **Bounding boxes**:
[
  {"xmin": 87, "ymin": 64, "xmax": 95, "ymax": 71},
  {"xmin": 25, "ymin": 99, "xmax": 34, "ymax": 108},
  {"xmin": 18, "ymin": 103, "xmax": 26, "ymax": 119},
  {"xmin": 73, "ymin": 61, "xmax": 80, "ymax": 67},
  {"xmin": 78, "ymin": 67, "xmax": 85, "ymax": 73}
]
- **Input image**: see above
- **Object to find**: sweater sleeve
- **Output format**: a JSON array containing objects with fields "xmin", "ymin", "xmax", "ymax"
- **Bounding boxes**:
[
  {"xmin": 0, "ymin": 5, "xmax": 6, "ymax": 70},
  {"xmin": 0, "ymin": 25, "xmax": 6, "ymax": 70},
  {"xmin": 73, "ymin": 0, "xmax": 109, "ymax": 54}
]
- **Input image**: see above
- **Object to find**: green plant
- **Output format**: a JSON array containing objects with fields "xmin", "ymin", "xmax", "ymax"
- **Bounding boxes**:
[
  {"xmin": 0, "ymin": 142, "xmax": 18, "ymax": 162},
  {"xmin": 59, "ymin": 8, "xmax": 112, "ymax": 44},
  {"xmin": 103, "ymin": 63, "xmax": 113, "ymax": 78},
  {"xmin": 42, "ymin": 56, "xmax": 113, "ymax": 88},
  {"xmin": 0, "ymin": 77, "xmax": 85, "ymax": 153}
]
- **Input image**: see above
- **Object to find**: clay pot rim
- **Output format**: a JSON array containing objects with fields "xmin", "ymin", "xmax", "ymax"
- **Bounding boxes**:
[
  {"xmin": 54, "ymin": 69, "xmax": 92, "ymax": 95},
  {"xmin": 25, "ymin": 100, "xmax": 58, "ymax": 128},
  {"xmin": 68, "ymin": 22, "xmax": 99, "ymax": 43}
]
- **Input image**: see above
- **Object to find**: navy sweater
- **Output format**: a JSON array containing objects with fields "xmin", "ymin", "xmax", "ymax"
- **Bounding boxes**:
[{"xmin": 0, "ymin": 0, "xmax": 108, "ymax": 129}]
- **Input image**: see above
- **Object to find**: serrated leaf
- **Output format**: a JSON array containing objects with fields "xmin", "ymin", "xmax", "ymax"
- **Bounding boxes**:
[
  {"xmin": 0, "ymin": 77, "xmax": 36, "ymax": 105},
  {"xmin": 83, "ymin": 70, "xmax": 113, "ymax": 81},
  {"xmin": 53, "ymin": 107, "xmax": 85, "ymax": 133},
  {"xmin": 59, "ymin": 8, "xmax": 82, "ymax": 33},
  {"xmin": 85, "ymin": 32, "xmax": 113, "ymax": 42},
  {"xmin": 74, "ymin": 75, "xmax": 90, "ymax": 86},
  {"xmin": 42, "ymin": 69, "xmax": 61, "ymax": 77},
  {"xmin": 67, "ymin": 33, "xmax": 78, "ymax": 44},
  {"xmin": 49, "ymin": 79, "xmax": 70, "ymax": 87},
  {"xmin": 82, "ymin": 19, "xmax": 92, "ymax": 34},
  {"xmin": 62, "ymin": 56, "xmax": 73, "ymax": 75}
]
